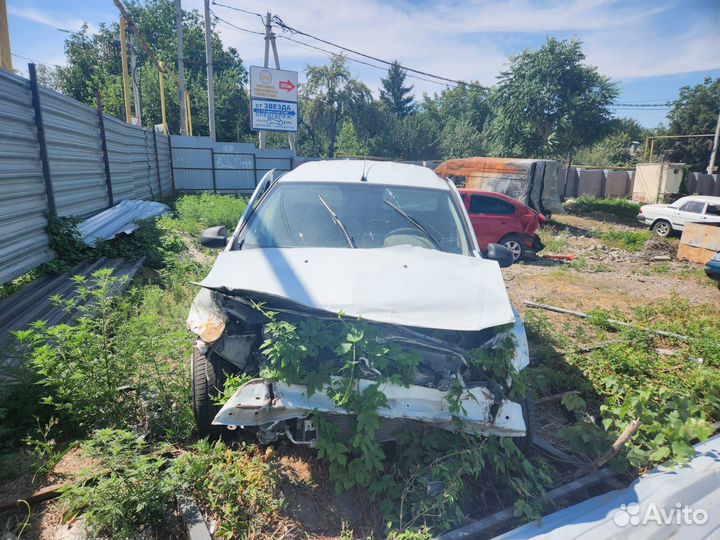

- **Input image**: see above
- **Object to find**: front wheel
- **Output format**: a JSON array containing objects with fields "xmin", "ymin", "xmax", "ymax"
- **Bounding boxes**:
[
  {"xmin": 191, "ymin": 347, "xmax": 233, "ymax": 439},
  {"xmin": 652, "ymin": 220, "xmax": 672, "ymax": 237},
  {"xmin": 500, "ymin": 234, "xmax": 526, "ymax": 262}
]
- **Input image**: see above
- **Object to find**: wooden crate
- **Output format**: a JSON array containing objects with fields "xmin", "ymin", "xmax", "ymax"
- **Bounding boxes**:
[{"xmin": 677, "ymin": 223, "xmax": 720, "ymax": 264}]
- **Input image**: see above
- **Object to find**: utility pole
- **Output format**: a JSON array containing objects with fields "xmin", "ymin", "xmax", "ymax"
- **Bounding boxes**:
[
  {"xmin": 203, "ymin": 0, "xmax": 216, "ymax": 141},
  {"xmin": 258, "ymin": 11, "xmax": 271, "ymax": 149},
  {"xmin": 129, "ymin": 35, "xmax": 142, "ymax": 125},
  {"xmin": 175, "ymin": 0, "xmax": 187, "ymax": 136},
  {"xmin": 708, "ymin": 107, "xmax": 720, "ymax": 175},
  {"xmin": 0, "ymin": 0, "xmax": 12, "ymax": 71},
  {"xmin": 119, "ymin": 17, "xmax": 132, "ymax": 123},
  {"xmin": 269, "ymin": 33, "xmax": 297, "ymax": 153}
]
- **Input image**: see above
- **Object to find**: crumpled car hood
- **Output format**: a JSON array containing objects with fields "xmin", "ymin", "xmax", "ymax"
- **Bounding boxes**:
[{"xmin": 199, "ymin": 245, "xmax": 515, "ymax": 331}]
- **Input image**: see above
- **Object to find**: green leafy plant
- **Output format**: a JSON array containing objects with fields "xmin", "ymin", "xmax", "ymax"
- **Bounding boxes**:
[
  {"xmin": 63, "ymin": 429, "xmax": 178, "ymax": 539},
  {"xmin": 564, "ymin": 195, "xmax": 641, "ymax": 222},
  {"xmin": 172, "ymin": 438, "xmax": 283, "ymax": 540},
  {"xmin": 598, "ymin": 230, "xmax": 651, "ymax": 252}
]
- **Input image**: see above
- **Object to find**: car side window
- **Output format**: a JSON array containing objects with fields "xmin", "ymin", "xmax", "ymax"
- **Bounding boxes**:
[
  {"xmin": 679, "ymin": 201, "xmax": 705, "ymax": 214},
  {"xmin": 705, "ymin": 205, "xmax": 720, "ymax": 217},
  {"xmin": 469, "ymin": 195, "xmax": 515, "ymax": 215}
]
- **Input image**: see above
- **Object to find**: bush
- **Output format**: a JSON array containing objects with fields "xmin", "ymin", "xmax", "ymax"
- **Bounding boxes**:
[
  {"xmin": 564, "ymin": 195, "xmax": 641, "ymax": 221},
  {"xmin": 173, "ymin": 193, "xmax": 248, "ymax": 235}
]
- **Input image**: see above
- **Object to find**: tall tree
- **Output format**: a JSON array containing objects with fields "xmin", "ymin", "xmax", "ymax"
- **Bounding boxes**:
[
  {"xmin": 486, "ymin": 38, "xmax": 618, "ymax": 159},
  {"xmin": 54, "ymin": 0, "xmax": 248, "ymax": 141},
  {"xmin": 303, "ymin": 55, "xmax": 374, "ymax": 157},
  {"xmin": 379, "ymin": 61, "xmax": 414, "ymax": 117},
  {"xmin": 661, "ymin": 77, "xmax": 720, "ymax": 170}
]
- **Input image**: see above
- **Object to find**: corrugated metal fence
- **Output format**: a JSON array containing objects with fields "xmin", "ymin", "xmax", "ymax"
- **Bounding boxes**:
[
  {"xmin": 0, "ymin": 66, "xmax": 173, "ymax": 285},
  {"xmin": 171, "ymin": 136, "xmax": 293, "ymax": 193}
]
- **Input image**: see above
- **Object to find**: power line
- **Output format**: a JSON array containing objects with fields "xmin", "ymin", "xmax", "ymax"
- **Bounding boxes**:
[
  {"xmin": 271, "ymin": 14, "xmax": 480, "ymax": 87},
  {"xmin": 212, "ymin": 12, "xmax": 455, "ymax": 88},
  {"xmin": 211, "ymin": 1, "xmax": 264, "ymax": 22},
  {"xmin": 213, "ymin": 13, "xmax": 265, "ymax": 36},
  {"xmin": 275, "ymin": 34, "xmax": 456, "ymax": 88},
  {"xmin": 211, "ymin": 3, "xmax": 479, "ymax": 88},
  {"xmin": 11, "ymin": 53, "xmax": 61, "ymax": 68}
]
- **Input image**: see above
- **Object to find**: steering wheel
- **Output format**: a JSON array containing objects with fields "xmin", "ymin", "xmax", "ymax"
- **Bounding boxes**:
[{"xmin": 384, "ymin": 227, "xmax": 436, "ymax": 249}]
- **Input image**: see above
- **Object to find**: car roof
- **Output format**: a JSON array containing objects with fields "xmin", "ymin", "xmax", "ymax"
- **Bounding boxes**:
[
  {"xmin": 674, "ymin": 195, "xmax": 720, "ymax": 205},
  {"xmin": 457, "ymin": 188, "xmax": 524, "ymax": 206},
  {"xmin": 279, "ymin": 160, "xmax": 451, "ymax": 190}
]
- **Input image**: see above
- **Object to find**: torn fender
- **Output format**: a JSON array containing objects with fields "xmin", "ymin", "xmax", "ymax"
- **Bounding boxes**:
[
  {"xmin": 187, "ymin": 288, "xmax": 227, "ymax": 344},
  {"xmin": 213, "ymin": 378, "xmax": 526, "ymax": 437}
]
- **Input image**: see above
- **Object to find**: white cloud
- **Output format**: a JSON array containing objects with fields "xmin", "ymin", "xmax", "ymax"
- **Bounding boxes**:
[{"xmin": 9, "ymin": 5, "xmax": 99, "ymax": 35}]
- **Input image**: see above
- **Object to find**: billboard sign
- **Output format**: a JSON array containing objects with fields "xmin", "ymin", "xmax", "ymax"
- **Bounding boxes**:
[
  {"xmin": 250, "ymin": 66, "xmax": 298, "ymax": 102},
  {"xmin": 250, "ymin": 99, "xmax": 298, "ymax": 132}
]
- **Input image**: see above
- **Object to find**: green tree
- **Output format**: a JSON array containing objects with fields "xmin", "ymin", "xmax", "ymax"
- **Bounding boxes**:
[
  {"xmin": 486, "ymin": 38, "xmax": 618, "ymax": 158},
  {"xmin": 574, "ymin": 117, "xmax": 644, "ymax": 167},
  {"xmin": 661, "ymin": 77, "xmax": 720, "ymax": 170},
  {"xmin": 54, "ymin": 0, "xmax": 248, "ymax": 141},
  {"xmin": 379, "ymin": 61, "xmax": 414, "ymax": 117},
  {"xmin": 302, "ymin": 55, "xmax": 374, "ymax": 157}
]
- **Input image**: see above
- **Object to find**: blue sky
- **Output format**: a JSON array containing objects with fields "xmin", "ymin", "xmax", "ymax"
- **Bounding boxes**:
[{"xmin": 7, "ymin": 0, "xmax": 720, "ymax": 127}]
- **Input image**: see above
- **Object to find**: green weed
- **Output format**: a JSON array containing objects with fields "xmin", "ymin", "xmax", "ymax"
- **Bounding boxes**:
[
  {"xmin": 172, "ymin": 193, "xmax": 248, "ymax": 235},
  {"xmin": 564, "ymin": 195, "xmax": 641, "ymax": 221},
  {"xmin": 599, "ymin": 230, "xmax": 651, "ymax": 252}
]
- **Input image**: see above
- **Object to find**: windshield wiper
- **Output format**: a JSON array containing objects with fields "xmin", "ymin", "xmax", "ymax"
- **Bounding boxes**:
[
  {"xmin": 318, "ymin": 196, "xmax": 355, "ymax": 248},
  {"xmin": 383, "ymin": 200, "xmax": 442, "ymax": 250}
]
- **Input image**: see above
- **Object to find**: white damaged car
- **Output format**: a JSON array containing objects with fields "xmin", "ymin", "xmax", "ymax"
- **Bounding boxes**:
[{"xmin": 187, "ymin": 160, "xmax": 530, "ymax": 445}]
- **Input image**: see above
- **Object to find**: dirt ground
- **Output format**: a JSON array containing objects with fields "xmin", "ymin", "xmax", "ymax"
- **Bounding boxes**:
[{"xmin": 505, "ymin": 212, "xmax": 717, "ymax": 317}]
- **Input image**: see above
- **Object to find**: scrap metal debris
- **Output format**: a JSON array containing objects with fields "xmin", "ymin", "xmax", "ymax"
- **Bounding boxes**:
[
  {"xmin": 0, "ymin": 257, "xmax": 144, "ymax": 357},
  {"xmin": 78, "ymin": 199, "xmax": 170, "ymax": 247}
]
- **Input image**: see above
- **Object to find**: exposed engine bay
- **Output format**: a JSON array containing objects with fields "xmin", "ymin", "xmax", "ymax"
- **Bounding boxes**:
[{"xmin": 189, "ymin": 284, "xmax": 530, "ymax": 446}]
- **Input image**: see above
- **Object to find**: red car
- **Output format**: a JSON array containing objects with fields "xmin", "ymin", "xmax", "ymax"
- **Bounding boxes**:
[{"xmin": 458, "ymin": 189, "xmax": 546, "ymax": 261}]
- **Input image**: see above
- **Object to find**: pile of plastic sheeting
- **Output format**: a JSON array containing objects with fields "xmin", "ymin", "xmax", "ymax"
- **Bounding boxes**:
[{"xmin": 78, "ymin": 200, "xmax": 170, "ymax": 247}]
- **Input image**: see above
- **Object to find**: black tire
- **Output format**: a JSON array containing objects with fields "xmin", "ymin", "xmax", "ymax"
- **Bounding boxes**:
[
  {"xmin": 651, "ymin": 220, "xmax": 672, "ymax": 237},
  {"xmin": 500, "ymin": 234, "xmax": 526, "ymax": 262},
  {"xmin": 518, "ymin": 397, "xmax": 534, "ymax": 454},
  {"xmin": 191, "ymin": 347, "xmax": 232, "ymax": 439}
]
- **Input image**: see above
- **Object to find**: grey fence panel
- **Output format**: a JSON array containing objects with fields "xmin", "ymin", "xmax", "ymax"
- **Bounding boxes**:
[
  {"xmin": 0, "ymin": 71, "xmax": 54, "ymax": 284},
  {"xmin": 104, "ymin": 114, "xmax": 134, "ymax": 202},
  {"xmin": 126, "ymin": 125, "xmax": 153, "ymax": 200},
  {"xmin": 156, "ymin": 133, "xmax": 173, "ymax": 195},
  {"xmin": 39, "ymin": 88, "xmax": 108, "ymax": 217}
]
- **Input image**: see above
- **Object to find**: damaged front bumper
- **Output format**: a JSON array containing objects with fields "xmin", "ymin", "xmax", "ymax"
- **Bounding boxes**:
[{"xmin": 213, "ymin": 377, "xmax": 526, "ymax": 442}]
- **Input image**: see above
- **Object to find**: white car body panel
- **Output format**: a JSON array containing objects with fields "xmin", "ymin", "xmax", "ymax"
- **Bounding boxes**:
[
  {"xmin": 198, "ymin": 245, "xmax": 516, "ymax": 332},
  {"xmin": 213, "ymin": 378, "xmax": 526, "ymax": 437}
]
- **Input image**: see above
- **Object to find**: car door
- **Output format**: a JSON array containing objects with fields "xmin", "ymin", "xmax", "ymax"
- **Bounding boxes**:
[
  {"xmin": 466, "ymin": 194, "xmax": 517, "ymax": 248},
  {"xmin": 674, "ymin": 200, "xmax": 706, "ymax": 230},
  {"xmin": 702, "ymin": 203, "xmax": 720, "ymax": 225}
]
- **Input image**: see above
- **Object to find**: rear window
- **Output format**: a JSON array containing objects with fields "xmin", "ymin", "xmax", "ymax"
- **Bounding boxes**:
[
  {"xmin": 679, "ymin": 201, "xmax": 705, "ymax": 214},
  {"xmin": 469, "ymin": 195, "xmax": 515, "ymax": 215}
]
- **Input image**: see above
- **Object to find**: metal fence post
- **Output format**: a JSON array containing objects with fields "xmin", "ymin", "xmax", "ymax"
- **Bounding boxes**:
[
  {"xmin": 28, "ymin": 63, "xmax": 56, "ymax": 217},
  {"xmin": 210, "ymin": 148, "xmax": 217, "ymax": 193},
  {"xmin": 168, "ymin": 134, "xmax": 176, "ymax": 194},
  {"xmin": 95, "ymin": 91, "xmax": 114, "ymax": 207},
  {"xmin": 152, "ymin": 129, "xmax": 162, "ymax": 198}
]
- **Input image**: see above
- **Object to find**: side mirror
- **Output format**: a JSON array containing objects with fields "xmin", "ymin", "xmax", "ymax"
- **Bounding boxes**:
[
  {"xmin": 485, "ymin": 243, "xmax": 514, "ymax": 268},
  {"xmin": 200, "ymin": 226, "xmax": 227, "ymax": 248}
]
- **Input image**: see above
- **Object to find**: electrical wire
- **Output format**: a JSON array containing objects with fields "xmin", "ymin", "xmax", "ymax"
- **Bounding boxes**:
[
  {"xmin": 213, "ymin": 13, "xmax": 265, "ymax": 36},
  {"xmin": 11, "ymin": 53, "xmax": 62, "ymax": 68},
  {"xmin": 276, "ymin": 34, "xmax": 455, "ymax": 88},
  {"xmin": 211, "ymin": 1, "xmax": 265, "ymax": 23},
  {"xmin": 270, "ymin": 14, "xmax": 480, "ymax": 87}
]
